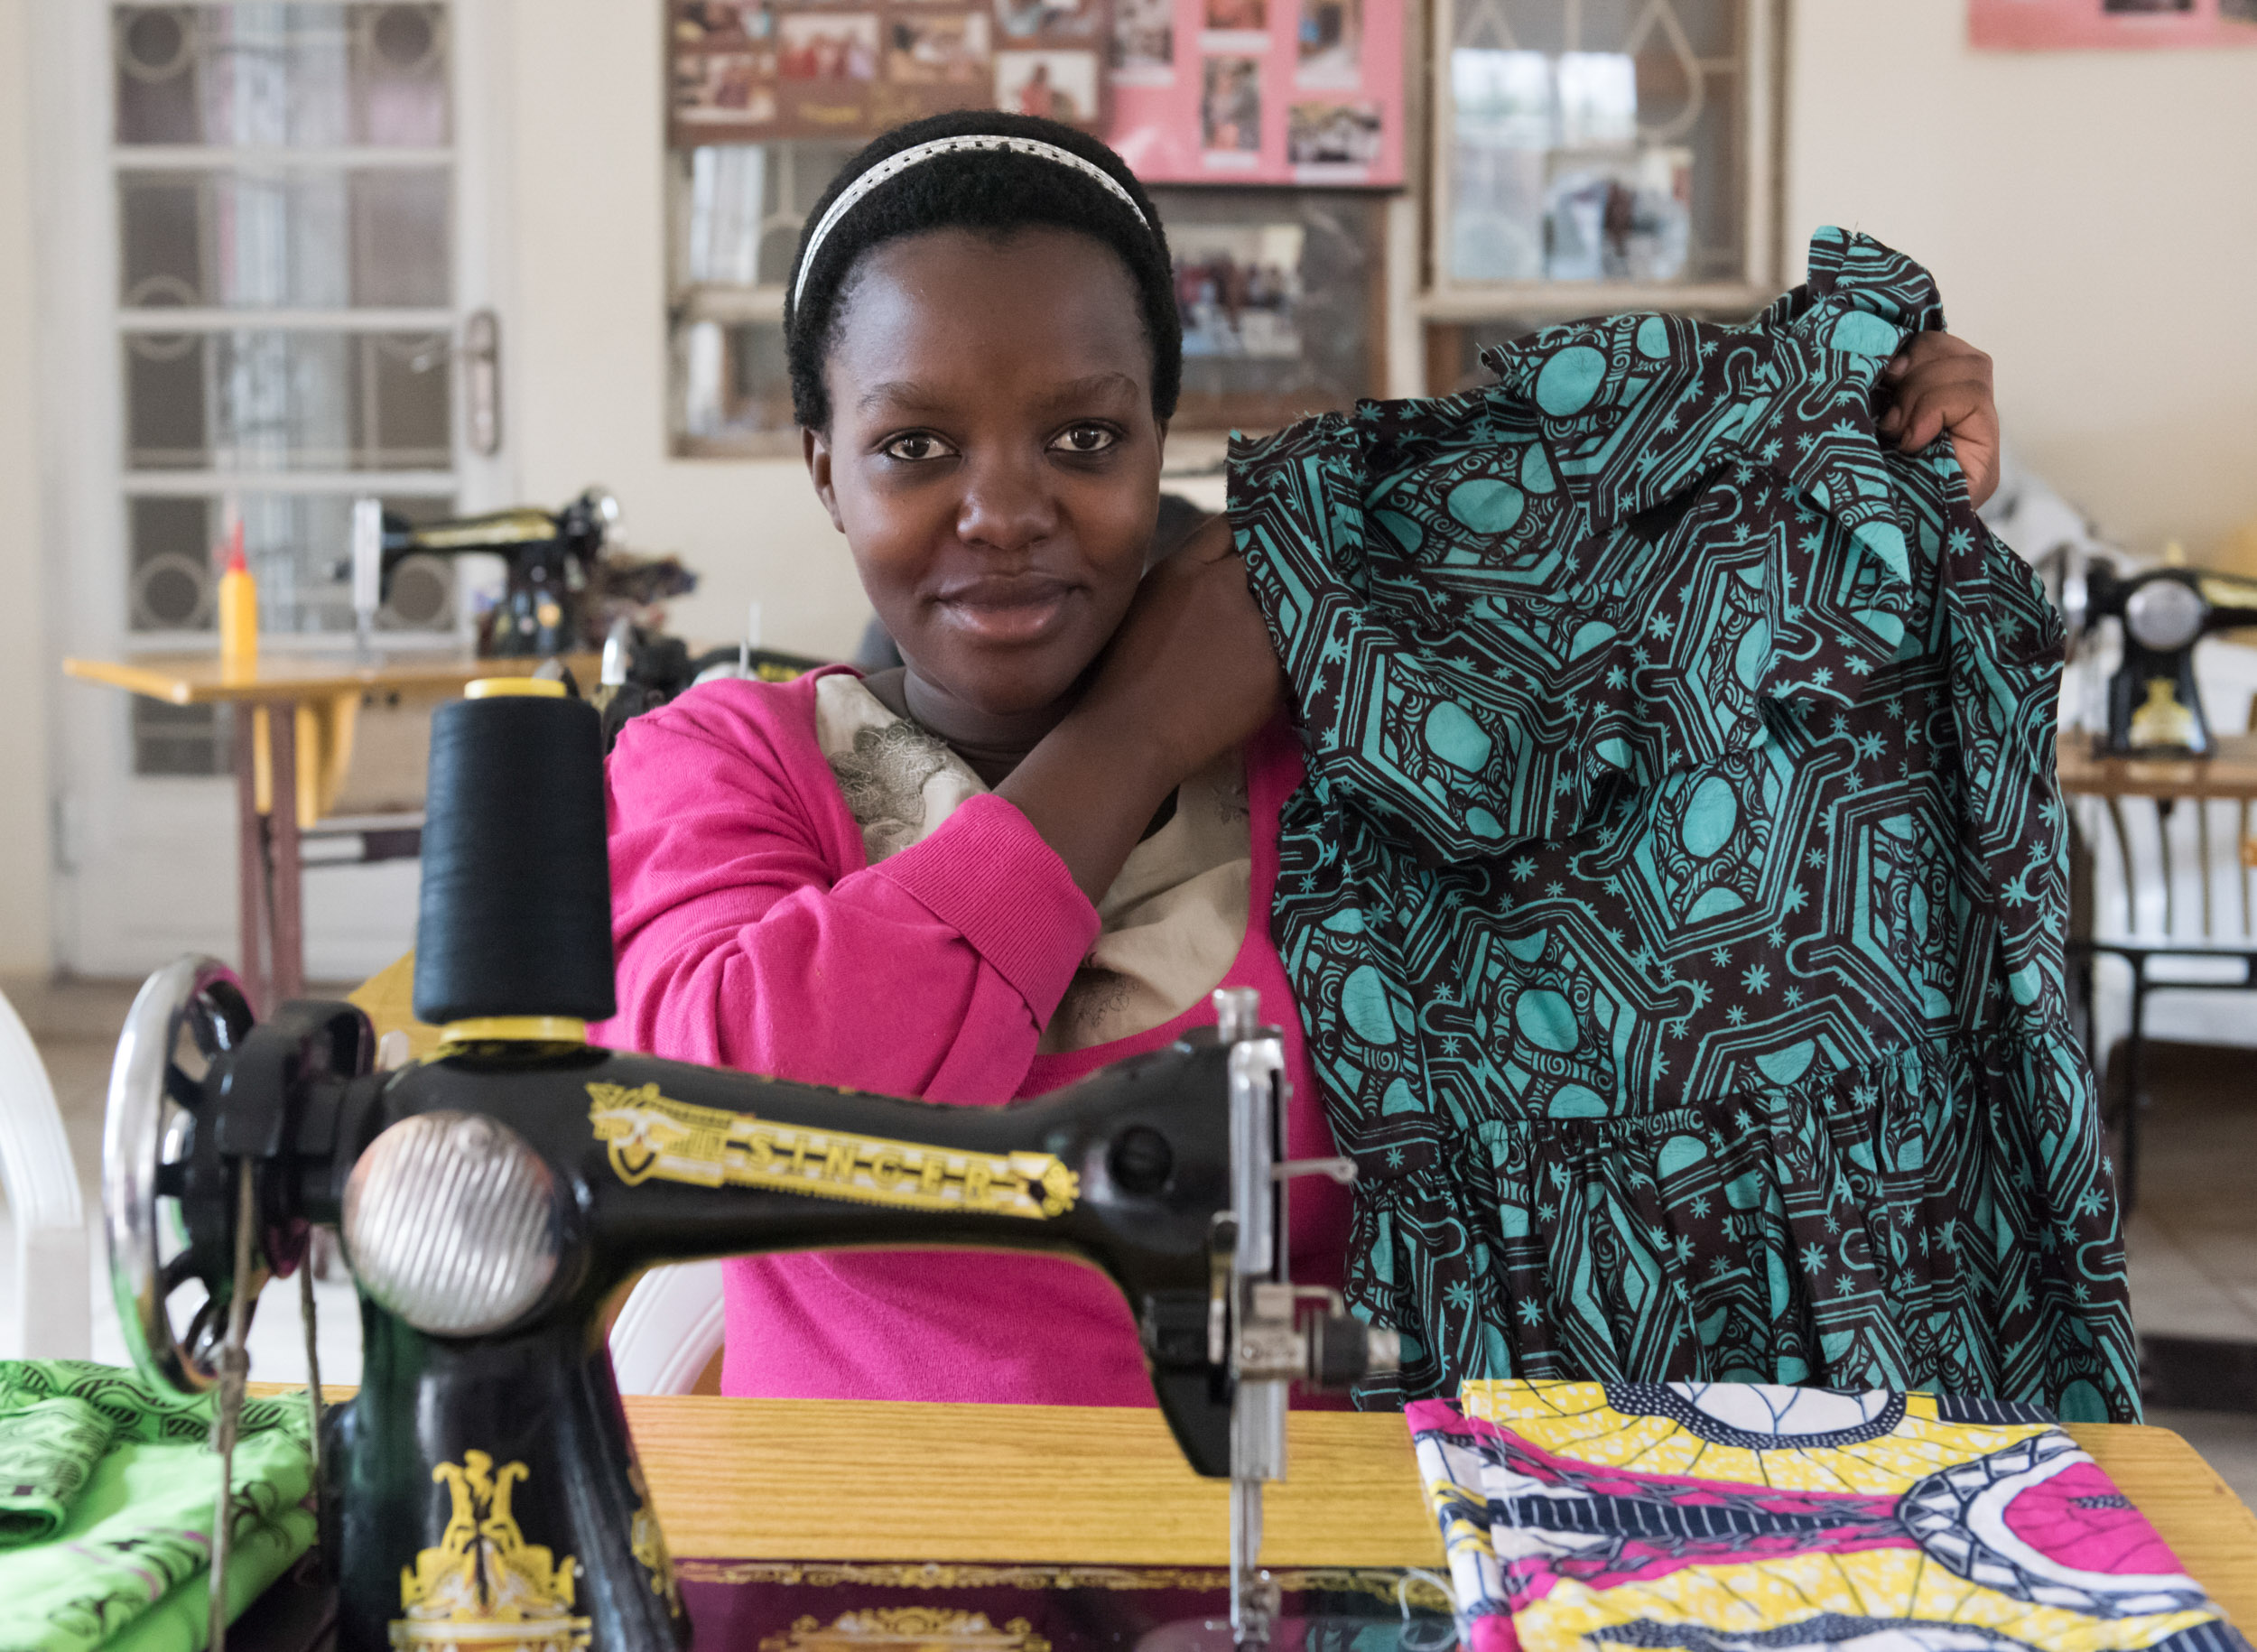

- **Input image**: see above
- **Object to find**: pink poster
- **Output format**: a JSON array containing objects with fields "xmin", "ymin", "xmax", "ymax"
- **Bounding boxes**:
[
  {"xmin": 1104, "ymin": 0, "xmax": 1403, "ymax": 185},
  {"xmin": 1970, "ymin": 0, "xmax": 2257, "ymax": 49}
]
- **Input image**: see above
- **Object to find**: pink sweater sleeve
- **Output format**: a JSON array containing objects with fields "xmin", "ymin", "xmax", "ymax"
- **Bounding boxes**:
[{"xmin": 599, "ymin": 673, "xmax": 1101, "ymax": 1104}]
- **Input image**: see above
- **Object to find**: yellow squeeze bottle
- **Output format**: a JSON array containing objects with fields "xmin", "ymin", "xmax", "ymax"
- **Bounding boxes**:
[{"xmin": 217, "ymin": 519, "xmax": 258, "ymax": 679}]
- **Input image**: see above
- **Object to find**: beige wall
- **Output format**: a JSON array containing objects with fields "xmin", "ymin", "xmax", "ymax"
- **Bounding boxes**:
[
  {"xmin": 0, "ymin": 0, "xmax": 52, "ymax": 975},
  {"xmin": 506, "ymin": 0, "xmax": 868, "ymax": 662},
  {"xmin": 1784, "ymin": 0, "xmax": 2257, "ymax": 560}
]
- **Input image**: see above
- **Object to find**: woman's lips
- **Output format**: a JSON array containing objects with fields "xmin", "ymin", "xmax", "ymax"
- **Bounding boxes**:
[{"xmin": 933, "ymin": 577, "xmax": 1077, "ymax": 645}]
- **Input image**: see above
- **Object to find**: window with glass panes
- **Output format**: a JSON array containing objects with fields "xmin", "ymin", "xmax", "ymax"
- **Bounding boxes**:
[{"xmin": 112, "ymin": 4, "xmax": 465, "ymax": 768}]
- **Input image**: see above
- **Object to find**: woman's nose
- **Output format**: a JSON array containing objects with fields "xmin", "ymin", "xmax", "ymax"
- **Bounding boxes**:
[{"xmin": 955, "ymin": 448, "xmax": 1057, "ymax": 553}]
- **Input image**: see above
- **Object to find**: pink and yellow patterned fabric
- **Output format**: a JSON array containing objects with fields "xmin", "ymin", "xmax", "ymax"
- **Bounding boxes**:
[{"xmin": 1407, "ymin": 1380, "xmax": 2250, "ymax": 1652}]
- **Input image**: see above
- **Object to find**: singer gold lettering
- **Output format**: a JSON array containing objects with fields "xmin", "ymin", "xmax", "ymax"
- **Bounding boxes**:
[{"xmin": 586, "ymin": 1082, "xmax": 1079, "ymax": 1218}]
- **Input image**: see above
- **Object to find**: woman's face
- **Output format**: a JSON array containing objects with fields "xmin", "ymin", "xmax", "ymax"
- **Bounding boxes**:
[{"xmin": 805, "ymin": 227, "xmax": 1164, "ymax": 725}]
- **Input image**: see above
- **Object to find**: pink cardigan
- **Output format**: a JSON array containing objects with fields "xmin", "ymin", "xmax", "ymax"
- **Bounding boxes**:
[{"xmin": 599, "ymin": 667, "xmax": 1350, "ymax": 1405}]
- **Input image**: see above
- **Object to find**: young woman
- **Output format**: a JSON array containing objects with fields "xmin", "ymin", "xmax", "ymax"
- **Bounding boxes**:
[{"xmin": 599, "ymin": 110, "xmax": 2005, "ymax": 1406}]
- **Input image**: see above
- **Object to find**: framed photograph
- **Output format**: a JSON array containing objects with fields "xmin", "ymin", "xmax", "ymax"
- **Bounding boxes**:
[
  {"xmin": 995, "ymin": 0, "xmax": 1107, "ymax": 43},
  {"xmin": 673, "ymin": 1, "xmax": 776, "ymax": 47},
  {"xmin": 1970, "ymin": 0, "xmax": 2257, "ymax": 46},
  {"xmin": 1199, "ymin": 55, "xmax": 1262, "ymax": 159},
  {"xmin": 1155, "ymin": 187, "xmax": 1385, "ymax": 430},
  {"xmin": 673, "ymin": 51, "xmax": 782, "ymax": 127},
  {"xmin": 1105, "ymin": 0, "xmax": 1402, "ymax": 183},
  {"xmin": 779, "ymin": 14, "xmax": 880, "ymax": 80},
  {"xmin": 887, "ymin": 13, "xmax": 991, "ymax": 83},
  {"xmin": 1294, "ymin": 0, "xmax": 1360, "ymax": 84},
  {"xmin": 1111, "ymin": 0, "xmax": 1175, "ymax": 83},
  {"xmin": 1174, "ymin": 223, "xmax": 1303, "ymax": 359},
  {"xmin": 668, "ymin": 0, "xmax": 1108, "ymax": 144},
  {"xmin": 1286, "ymin": 97, "xmax": 1379, "ymax": 169},
  {"xmin": 995, "ymin": 48, "xmax": 1101, "ymax": 122}
]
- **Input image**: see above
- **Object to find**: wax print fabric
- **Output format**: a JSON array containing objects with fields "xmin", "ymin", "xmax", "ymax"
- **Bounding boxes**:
[
  {"xmin": 1407, "ymin": 1379, "xmax": 2249, "ymax": 1652},
  {"xmin": 1231, "ymin": 227, "xmax": 2135, "ymax": 1419},
  {"xmin": 0, "ymin": 1361, "xmax": 315, "ymax": 1652}
]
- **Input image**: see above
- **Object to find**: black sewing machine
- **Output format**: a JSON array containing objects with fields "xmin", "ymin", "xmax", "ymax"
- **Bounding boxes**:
[
  {"xmin": 102, "ymin": 681, "xmax": 1394, "ymax": 1651},
  {"xmin": 2050, "ymin": 547, "xmax": 2257, "ymax": 756},
  {"xmin": 356, "ymin": 487, "xmax": 621, "ymax": 657}
]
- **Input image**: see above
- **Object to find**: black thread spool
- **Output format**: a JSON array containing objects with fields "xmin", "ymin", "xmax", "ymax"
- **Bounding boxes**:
[{"xmin": 413, "ymin": 682, "xmax": 617, "ymax": 1027}]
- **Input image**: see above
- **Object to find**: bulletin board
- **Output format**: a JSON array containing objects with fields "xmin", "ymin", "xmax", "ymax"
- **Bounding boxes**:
[
  {"xmin": 1970, "ymin": 0, "xmax": 2257, "ymax": 48},
  {"xmin": 669, "ymin": 0, "xmax": 1110, "ymax": 146},
  {"xmin": 1104, "ymin": 0, "xmax": 1404, "ymax": 185}
]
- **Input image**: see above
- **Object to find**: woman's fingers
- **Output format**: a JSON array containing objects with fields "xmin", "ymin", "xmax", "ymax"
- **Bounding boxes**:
[{"xmin": 1877, "ymin": 331, "xmax": 2001, "ymax": 507}]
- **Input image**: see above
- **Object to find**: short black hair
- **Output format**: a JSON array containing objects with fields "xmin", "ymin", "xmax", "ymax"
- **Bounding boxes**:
[{"xmin": 784, "ymin": 111, "xmax": 1181, "ymax": 432}]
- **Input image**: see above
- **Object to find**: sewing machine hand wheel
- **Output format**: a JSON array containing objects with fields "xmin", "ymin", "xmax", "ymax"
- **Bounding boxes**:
[{"xmin": 102, "ymin": 955, "xmax": 260, "ymax": 1399}]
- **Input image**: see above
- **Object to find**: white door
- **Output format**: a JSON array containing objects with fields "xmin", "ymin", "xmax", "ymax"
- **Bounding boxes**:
[{"xmin": 37, "ymin": 0, "xmax": 515, "ymax": 982}]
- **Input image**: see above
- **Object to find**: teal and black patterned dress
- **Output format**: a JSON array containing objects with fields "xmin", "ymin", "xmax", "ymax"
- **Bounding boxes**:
[{"xmin": 1231, "ymin": 229, "xmax": 2137, "ymax": 1422}]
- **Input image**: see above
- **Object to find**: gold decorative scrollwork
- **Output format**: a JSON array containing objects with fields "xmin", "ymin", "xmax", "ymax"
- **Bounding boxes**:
[
  {"xmin": 757, "ymin": 1609, "xmax": 1051, "ymax": 1652},
  {"xmin": 390, "ymin": 1451, "xmax": 591, "ymax": 1650}
]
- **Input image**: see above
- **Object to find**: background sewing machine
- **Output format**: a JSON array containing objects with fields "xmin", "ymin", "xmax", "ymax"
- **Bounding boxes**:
[
  {"xmin": 103, "ymin": 681, "xmax": 1393, "ymax": 1651},
  {"xmin": 344, "ymin": 486, "xmax": 697, "ymax": 659},
  {"xmin": 2049, "ymin": 544, "xmax": 2257, "ymax": 756}
]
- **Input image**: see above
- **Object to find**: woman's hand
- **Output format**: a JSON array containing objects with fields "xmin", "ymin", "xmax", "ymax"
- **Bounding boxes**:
[
  {"xmin": 1073, "ymin": 514, "xmax": 1284, "ymax": 784},
  {"xmin": 994, "ymin": 515, "xmax": 1282, "ymax": 903},
  {"xmin": 1877, "ymin": 331, "xmax": 2001, "ymax": 508}
]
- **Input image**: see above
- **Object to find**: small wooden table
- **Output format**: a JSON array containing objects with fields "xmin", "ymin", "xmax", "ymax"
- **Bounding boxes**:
[
  {"xmin": 2057, "ymin": 732, "xmax": 2257, "ymax": 804},
  {"xmin": 62, "ymin": 652, "xmax": 591, "ymax": 1011}
]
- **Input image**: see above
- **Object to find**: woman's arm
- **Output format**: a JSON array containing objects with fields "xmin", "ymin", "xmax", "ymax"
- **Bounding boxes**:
[
  {"xmin": 997, "ymin": 517, "xmax": 1284, "ymax": 902},
  {"xmin": 605, "ymin": 683, "xmax": 1101, "ymax": 1102}
]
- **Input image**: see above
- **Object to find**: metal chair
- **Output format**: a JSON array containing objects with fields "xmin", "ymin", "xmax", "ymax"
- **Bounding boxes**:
[
  {"xmin": 608, "ymin": 1259, "xmax": 727, "ymax": 1396},
  {"xmin": 2069, "ymin": 777, "xmax": 2257, "ymax": 1212}
]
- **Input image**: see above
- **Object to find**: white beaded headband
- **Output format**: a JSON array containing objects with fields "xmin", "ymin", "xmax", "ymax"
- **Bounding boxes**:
[{"xmin": 790, "ymin": 134, "xmax": 1154, "ymax": 311}]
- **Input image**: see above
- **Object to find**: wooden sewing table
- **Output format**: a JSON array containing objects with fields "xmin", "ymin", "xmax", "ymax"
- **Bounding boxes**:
[
  {"xmin": 2057, "ymin": 733, "xmax": 2257, "ymax": 805},
  {"xmin": 231, "ymin": 1396, "xmax": 2257, "ymax": 1643},
  {"xmin": 60, "ymin": 652, "xmax": 594, "ymax": 1013}
]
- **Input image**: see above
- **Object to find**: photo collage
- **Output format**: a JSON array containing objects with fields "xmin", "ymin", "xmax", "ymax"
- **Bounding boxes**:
[
  {"xmin": 1105, "ymin": 0, "xmax": 1400, "ymax": 183},
  {"xmin": 672, "ymin": 0, "xmax": 1109, "ymax": 144},
  {"xmin": 672, "ymin": 0, "xmax": 1399, "ymax": 184}
]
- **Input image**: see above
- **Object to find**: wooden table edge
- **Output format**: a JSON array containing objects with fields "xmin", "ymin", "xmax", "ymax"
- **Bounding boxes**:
[{"xmin": 234, "ymin": 1391, "xmax": 2256, "ymax": 1628}]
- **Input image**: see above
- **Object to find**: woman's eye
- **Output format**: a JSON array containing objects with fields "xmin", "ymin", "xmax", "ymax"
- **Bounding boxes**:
[
  {"xmin": 881, "ymin": 433, "xmax": 952, "ymax": 461},
  {"xmin": 1051, "ymin": 424, "xmax": 1119, "ymax": 456}
]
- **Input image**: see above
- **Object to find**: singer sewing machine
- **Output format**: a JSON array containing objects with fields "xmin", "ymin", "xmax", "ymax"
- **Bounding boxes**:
[
  {"xmin": 103, "ymin": 681, "xmax": 1394, "ymax": 1651},
  {"xmin": 347, "ymin": 487, "xmax": 622, "ymax": 657},
  {"xmin": 2049, "ymin": 545, "xmax": 2257, "ymax": 756}
]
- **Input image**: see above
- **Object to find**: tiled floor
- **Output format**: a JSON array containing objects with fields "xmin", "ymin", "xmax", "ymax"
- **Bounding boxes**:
[
  {"xmin": 6, "ymin": 979, "xmax": 2255, "ymax": 1510},
  {"xmin": 2123, "ymin": 1042, "xmax": 2257, "ymax": 1346}
]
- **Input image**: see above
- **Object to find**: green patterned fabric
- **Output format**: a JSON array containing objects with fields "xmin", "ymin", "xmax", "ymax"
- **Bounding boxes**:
[
  {"xmin": 0, "ymin": 1362, "xmax": 314, "ymax": 1652},
  {"xmin": 1231, "ymin": 228, "xmax": 2137, "ymax": 1422}
]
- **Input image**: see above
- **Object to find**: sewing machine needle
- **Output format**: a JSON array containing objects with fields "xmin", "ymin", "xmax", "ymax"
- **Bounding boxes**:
[{"xmin": 1230, "ymin": 1475, "xmax": 1274, "ymax": 1651}]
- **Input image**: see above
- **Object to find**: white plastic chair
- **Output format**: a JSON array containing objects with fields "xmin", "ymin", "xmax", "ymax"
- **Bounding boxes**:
[
  {"xmin": 608, "ymin": 1260, "xmax": 726, "ymax": 1395},
  {"xmin": 0, "ymin": 988, "xmax": 88, "ymax": 1360}
]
